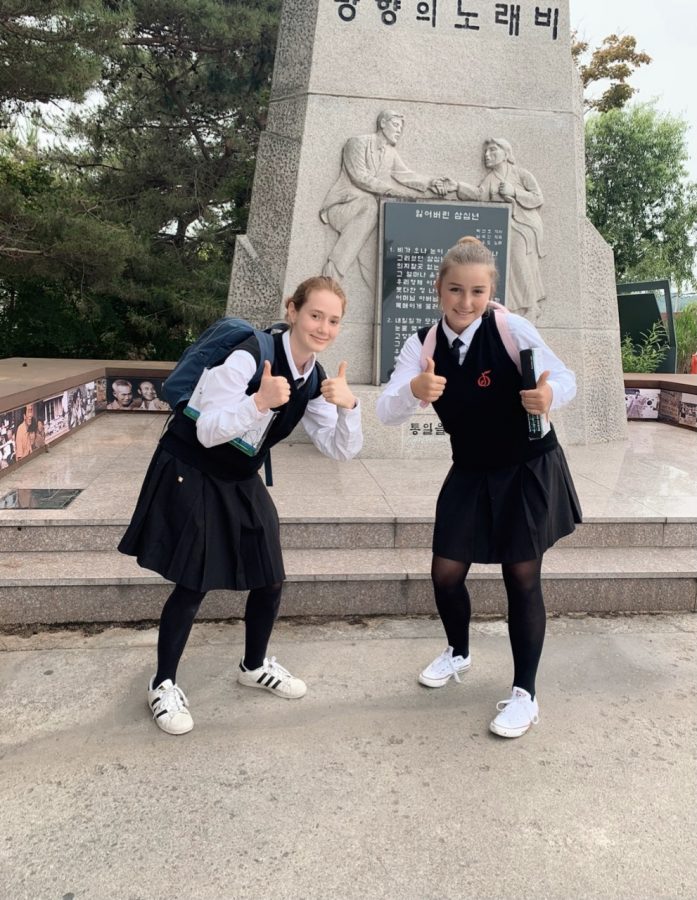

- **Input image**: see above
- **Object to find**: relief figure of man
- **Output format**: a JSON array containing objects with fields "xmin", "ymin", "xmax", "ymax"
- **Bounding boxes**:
[{"xmin": 320, "ymin": 110, "xmax": 447, "ymax": 283}]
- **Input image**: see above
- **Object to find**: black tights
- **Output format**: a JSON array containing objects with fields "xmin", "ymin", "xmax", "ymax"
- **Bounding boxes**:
[
  {"xmin": 153, "ymin": 582, "xmax": 283, "ymax": 686},
  {"xmin": 431, "ymin": 555, "xmax": 546, "ymax": 698}
]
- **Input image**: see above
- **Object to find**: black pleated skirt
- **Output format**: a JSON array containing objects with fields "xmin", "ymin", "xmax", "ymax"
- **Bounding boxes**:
[
  {"xmin": 432, "ymin": 445, "xmax": 582, "ymax": 564},
  {"xmin": 118, "ymin": 446, "xmax": 284, "ymax": 592}
]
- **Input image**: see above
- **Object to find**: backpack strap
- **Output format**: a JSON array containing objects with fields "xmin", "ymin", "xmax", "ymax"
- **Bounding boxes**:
[
  {"xmin": 254, "ymin": 329, "xmax": 276, "ymax": 379},
  {"xmin": 263, "ymin": 453, "xmax": 273, "ymax": 488},
  {"xmin": 308, "ymin": 360, "xmax": 325, "ymax": 399},
  {"xmin": 414, "ymin": 325, "xmax": 439, "ymax": 408},
  {"xmin": 253, "ymin": 328, "xmax": 278, "ymax": 489},
  {"xmin": 418, "ymin": 324, "xmax": 438, "ymax": 371},
  {"xmin": 488, "ymin": 303, "xmax": 521, "ymax": 374}
]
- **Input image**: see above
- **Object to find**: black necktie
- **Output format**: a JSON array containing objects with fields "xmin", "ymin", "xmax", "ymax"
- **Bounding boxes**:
[
  {"xmin": 450, "ymin": 337, "xmax": 463, "ymax": 363},
  {"xmin": 294, "ymin": 377, "xmax": 305, "ymax": 389}
]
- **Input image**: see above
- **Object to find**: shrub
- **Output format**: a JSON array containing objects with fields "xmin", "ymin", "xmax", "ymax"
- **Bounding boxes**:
[
  {"xmin": 620, "ymin": 321, "xmax": 669, "ymax": 373},
  {"xmin": 674, "ymin": 303, "xmax": 697, "ymax": 373}
]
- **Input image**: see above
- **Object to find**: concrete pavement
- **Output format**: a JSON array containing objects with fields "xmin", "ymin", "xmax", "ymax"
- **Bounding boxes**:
[{"xmin": 1, "ymin": 614, "xmax": 695, "ymax": 900}]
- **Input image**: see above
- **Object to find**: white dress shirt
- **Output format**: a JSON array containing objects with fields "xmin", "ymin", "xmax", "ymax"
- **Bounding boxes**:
[
  {"xmin": 191, "ymin": 330, "xmax": 362, "ymax": 461},
  {"xmin": 376, "ymin": 313, "xmax": 576, "ymax": 425}
]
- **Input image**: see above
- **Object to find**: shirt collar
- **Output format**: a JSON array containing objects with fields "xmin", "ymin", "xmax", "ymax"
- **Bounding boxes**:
[
  {"xmin": 282, "ymin": 329, "xmax": 316, "ymax": 384},
  {"xmin": 441, "ymin": 315, "xmax": 483, "ymax": 347}
]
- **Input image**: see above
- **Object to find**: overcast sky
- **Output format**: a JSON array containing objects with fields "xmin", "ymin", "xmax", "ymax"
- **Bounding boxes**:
[{"xmin": 570, "ymin": 0, "xmax": 696, "ymax": 183}]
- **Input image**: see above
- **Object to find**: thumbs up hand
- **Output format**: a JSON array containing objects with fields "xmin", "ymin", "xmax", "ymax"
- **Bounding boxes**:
[
  {"xmin": 254, "ymin": 360, "xmax": 291, "ymax": 412},
  {"xmin": 520, "ymin": 369, "xmax": 552, "ymax": 415},
  {"xmin": 410, "ymin": 357, "xmax": 447, "ymax": 403},
  {"xmin": 321, "ymin": 361, "xmax": 357, "ymax": 409}
]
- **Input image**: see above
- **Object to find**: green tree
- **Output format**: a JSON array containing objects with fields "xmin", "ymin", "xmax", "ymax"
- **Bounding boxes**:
[
  {"xmin": 0, "ymin": 130, "xmax": 147, "ymax": 357},
  {"xmin": 0, "ymin": 0, "xmax": 282, "ymax": 359},
  {"xmin": 69, "ymin": 0, "xmax": 282, "ymax": 354},
  {"xmin": 572, "ymin": 32, "xmax": 651, "ymax": 113},
  {"xmin": 585, "ymin": 104, "xmax": 697, "ymax": 290},
  {"xmin": 0, "ymin": 1, "xmax": 123, "ymax": 124}
]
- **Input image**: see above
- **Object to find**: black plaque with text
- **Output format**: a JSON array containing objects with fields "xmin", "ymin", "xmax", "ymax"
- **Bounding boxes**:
[{"xmin": 378, "ymin": 200, "xmax": 510, "ymax": 383}]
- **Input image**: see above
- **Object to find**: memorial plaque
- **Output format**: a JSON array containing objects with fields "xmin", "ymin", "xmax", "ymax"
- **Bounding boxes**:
[{"xmin": 377, "ymin": 199, "xmax": 511, "ymax": 383}]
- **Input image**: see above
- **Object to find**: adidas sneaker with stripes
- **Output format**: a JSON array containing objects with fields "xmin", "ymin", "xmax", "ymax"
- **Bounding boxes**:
[
  {"xmin": 147, "ymin": 677, "xmax": 194, "ymax": 735},
  {"xmin": 237, "ymin": 657, "xmax": 307, "ymax": 699}
]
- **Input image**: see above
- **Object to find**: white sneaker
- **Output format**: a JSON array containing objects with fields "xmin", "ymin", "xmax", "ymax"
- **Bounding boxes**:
[
  {"xmin": 489, "ymin": 687, "xmax": 539, "ymax": 738},
  {"xmin": 418, "ymin": 646, "xmax": 471, "ymax": 688},
  {"xmin": 237, "ymin": 657, "xmax": 307, "ymax": 699},
  {"xmin": 147, "ymin": 677, "xmax": 194, "ymax": 735}
]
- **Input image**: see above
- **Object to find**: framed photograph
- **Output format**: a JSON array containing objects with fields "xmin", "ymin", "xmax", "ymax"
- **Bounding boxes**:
[
  {"xmin": 624, "ymin": 388, "xmax": 660, "ymax": 420},
  {"xmin": 106, "ymin": 376, "xmax": 170, "ymax": 411}
]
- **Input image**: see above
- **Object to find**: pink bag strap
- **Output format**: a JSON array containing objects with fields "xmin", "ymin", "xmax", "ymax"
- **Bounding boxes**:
[
  {"xmin": 489, "ymin": 302, "xmax": 521, "ymax": 374},
  {"xmin": 418, "ymin": 304, "xmax": 521, "ymax": 375},
  {"xmin": 419, "ymin": 324, "xmax": 438, "ymax": 370},
  {"xmin": 416, "ymin": 324, "xmax": 439, "ymax": 407}
]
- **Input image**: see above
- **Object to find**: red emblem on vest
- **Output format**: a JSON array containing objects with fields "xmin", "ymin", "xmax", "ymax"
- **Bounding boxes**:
[{"xmin": 477, "ymin": 370, "xmax": 492, "ymax": 387}]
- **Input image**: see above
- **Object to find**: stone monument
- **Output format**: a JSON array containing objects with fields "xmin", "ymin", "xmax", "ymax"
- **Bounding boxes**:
[{"xmin": 227, "ymin": 0, "xmax": 627, "ymax": 454}]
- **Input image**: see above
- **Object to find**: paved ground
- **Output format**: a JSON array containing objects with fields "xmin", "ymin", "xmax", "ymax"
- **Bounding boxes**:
[
  {"xmin": 1, "ymin": 613, "xmax": 695, "ymax": 900},
  {"xmin": 2, "ymin": 417, "xmax": 696, "ymax": 524}
]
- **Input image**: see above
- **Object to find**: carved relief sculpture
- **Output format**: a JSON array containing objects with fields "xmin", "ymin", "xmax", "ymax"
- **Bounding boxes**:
[
  {"xmin": 320, "ymin": 110, "xmax": 448, "ymax": 283},
  {"xmin": 446, "ymin": 138, "xmax": 546, "ymax": 321}
]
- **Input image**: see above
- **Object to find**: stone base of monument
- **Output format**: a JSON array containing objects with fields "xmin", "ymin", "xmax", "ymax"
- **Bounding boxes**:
[
  {"xmin": 289, "ymin": 385, "xmax": 449, "ymax": 459},
  {"xmin": 290, "ymin": 384, "xmax": 575, "ymax": 459},
  {"xmin": 0, "ymin": 415, "xmax": 694, "ymax": 626}
]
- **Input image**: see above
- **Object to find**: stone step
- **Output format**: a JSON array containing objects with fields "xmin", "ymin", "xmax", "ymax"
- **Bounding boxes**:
[
  {"xmin": 0, "ymin": 518, "xmax": 695, "ymax": 553},
  {"xmin": 0, "ymin": 548, "xmax": 695, "ymax": 625}
]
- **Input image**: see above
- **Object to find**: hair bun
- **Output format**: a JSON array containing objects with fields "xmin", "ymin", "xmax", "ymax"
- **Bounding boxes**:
[{"xmin": 438, "ymin": 235, "xmax": 498, "ymax": 293}]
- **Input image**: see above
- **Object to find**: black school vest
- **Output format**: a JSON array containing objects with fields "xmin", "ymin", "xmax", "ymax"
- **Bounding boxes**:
[
  {"xmin": 430, "ymin": 314, "xmax": 557, "ymax": 471},
  {"xmin": 160, "ymin": 332, "xmax": 324, "ymax": 480}
]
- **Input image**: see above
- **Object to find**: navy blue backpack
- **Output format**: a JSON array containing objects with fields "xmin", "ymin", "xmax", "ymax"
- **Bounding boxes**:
[{"xmin": 163, "ymin": 318, "xmax": 281, "ymax": 410}]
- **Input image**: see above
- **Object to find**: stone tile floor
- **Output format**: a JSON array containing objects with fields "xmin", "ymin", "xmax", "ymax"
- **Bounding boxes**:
[{"xmin": 0, "ymin": 415, "xmax": 694, "ymax": 525}]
